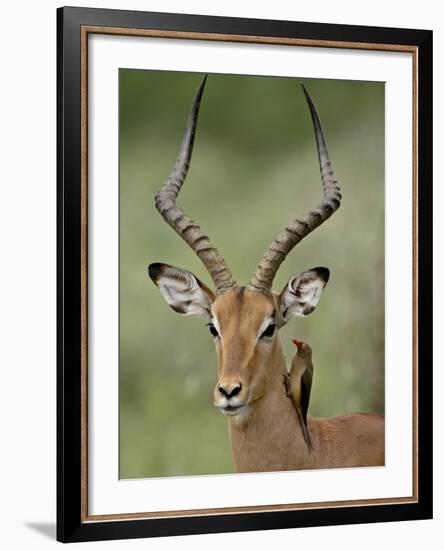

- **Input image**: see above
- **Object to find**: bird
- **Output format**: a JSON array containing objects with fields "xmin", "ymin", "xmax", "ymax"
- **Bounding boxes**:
[{"xmin": 283, "ymin": 339, "xmax": 313, "ymax": 450}]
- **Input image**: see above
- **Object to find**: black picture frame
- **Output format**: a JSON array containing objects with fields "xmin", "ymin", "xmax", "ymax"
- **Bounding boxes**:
[{"xmin": 57, "ymin": 6, "xmax": 433, "ymax": 543}]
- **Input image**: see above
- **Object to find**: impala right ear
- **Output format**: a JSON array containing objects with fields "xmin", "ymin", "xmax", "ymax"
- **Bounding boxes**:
[{"xmin": 148, "ymin": 263, "xmax": 215, "ymax": 321}]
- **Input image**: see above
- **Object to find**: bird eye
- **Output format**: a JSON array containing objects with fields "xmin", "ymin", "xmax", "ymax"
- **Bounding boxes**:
[
  {"xmin": 208, "ymin": 323, "xmax": 219, "ymax": 338},
  {"xmin": 260, "ymin": 323, "xmax": 276, "ymax": 339}
]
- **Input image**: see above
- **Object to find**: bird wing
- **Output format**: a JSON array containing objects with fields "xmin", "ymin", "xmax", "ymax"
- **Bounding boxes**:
[
  {"xmin": 300, "ymin": 365, "xmax": 313, "ymax": 426},
  {"xmin": 298, "ymin": 364, "xmax": 313, "ymax": 449}
]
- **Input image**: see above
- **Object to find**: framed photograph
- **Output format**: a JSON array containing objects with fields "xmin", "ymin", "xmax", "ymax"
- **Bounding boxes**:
[{"xmin": 57, "ymin": 6, "xmax": 433, "ymax": 543}]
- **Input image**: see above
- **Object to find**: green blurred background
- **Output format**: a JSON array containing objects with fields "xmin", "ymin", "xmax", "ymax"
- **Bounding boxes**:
[{"xmin": 119, "ymin": 70, "xmax": 385, "ymax": 479}]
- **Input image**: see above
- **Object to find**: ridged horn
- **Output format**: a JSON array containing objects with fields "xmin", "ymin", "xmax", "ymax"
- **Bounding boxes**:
[
  {"xmin": 248, "ymin": 83, "xmax": 342, "ymax": 293},
  {"xmin": 154, "ymin": 75, "xmax": 237, "ymax": 294}
]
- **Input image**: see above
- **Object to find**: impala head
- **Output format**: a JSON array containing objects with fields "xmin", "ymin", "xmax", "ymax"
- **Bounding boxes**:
[{"xmin": 148, "ymin": 76, "xmax": 341, "ymax": 418}]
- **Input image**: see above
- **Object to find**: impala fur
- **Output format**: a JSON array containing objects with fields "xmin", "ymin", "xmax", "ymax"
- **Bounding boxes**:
[{"xmin": 148, "ymin": 76, "xmax": 384, "ymax": 471}]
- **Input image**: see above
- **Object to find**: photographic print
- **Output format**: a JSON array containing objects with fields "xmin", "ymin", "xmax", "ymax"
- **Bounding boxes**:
[
  {"xmin": 57, "ymin": 7, "xmax": 432, "ymax": 541},
  {"xmin": 119, "ymin": 70, "xmax": 385, "ymax": 479}
]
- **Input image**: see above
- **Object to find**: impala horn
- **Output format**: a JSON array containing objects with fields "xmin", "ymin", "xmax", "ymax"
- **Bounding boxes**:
[
  {"xmin": 248, "ymin": 83, "xmax": 342, "ymax": 294},
  {"xmin": 154, "ymin": 75, "xmax": 237, "ymax": 294}
]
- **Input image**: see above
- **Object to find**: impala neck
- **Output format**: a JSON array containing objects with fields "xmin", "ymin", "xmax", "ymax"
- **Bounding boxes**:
[{"xmin": 228, "ymin": 337, "xmax": 312, "ymax": 472}]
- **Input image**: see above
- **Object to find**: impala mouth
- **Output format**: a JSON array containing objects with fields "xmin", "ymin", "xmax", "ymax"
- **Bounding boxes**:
[{"xmin": 216, "ymin": 403, "xmax": 247, "ymax": 417}]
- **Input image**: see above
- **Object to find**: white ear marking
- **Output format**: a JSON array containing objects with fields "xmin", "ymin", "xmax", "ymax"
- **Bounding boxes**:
[
  {"xmin": 148, "ymin": 263, "xmax": 214, "ymax": 320},
  {"xmin": 280, "ymin": 267, "xmax": 329, "ymax": 324}
]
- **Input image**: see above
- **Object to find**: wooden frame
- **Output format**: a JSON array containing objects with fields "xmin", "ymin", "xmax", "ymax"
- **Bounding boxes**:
[{"xmin": 57, "ymin": 6, "xmax": 433, "ymax": 542}]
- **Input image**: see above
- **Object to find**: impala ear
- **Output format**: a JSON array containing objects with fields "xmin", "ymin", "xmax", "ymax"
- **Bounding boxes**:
[
  {"xmin": 279, "ymin": 267, "xmax": 329, "ymax": 325},
  {"xmin": 148, "ymin": 263, "xmax": 215, "ymax": 320}
]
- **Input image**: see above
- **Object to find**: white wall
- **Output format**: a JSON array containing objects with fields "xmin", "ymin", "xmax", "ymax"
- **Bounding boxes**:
[{"xmin": 0, "ymin": 1, "xmax": 440, "ymax": 548}]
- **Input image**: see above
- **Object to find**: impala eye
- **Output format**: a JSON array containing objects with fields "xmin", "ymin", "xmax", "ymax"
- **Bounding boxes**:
[
  {"xmin": 208, "ymin": 323, "xmax": 219, "ymax": 338},
  {"xmin": 260, "ymin": 323, "xmax": 276, "ymax": 339}
]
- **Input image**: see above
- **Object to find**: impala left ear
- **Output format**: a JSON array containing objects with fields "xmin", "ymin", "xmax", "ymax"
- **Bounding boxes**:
[{"xmin": 278, "ymin": 267, "xmax": 330, "ymax": 325}]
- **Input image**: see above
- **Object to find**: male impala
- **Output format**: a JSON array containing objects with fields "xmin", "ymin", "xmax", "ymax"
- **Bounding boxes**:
[{"xmin": 148, "ymin": 76, "xmax": 384, "ymax": 472}]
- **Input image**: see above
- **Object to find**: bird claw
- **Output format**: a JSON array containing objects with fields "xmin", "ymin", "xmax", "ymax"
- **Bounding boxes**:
[{"xmin": 282, "ymin": 374, "xmax": 292, "ymax": 397}]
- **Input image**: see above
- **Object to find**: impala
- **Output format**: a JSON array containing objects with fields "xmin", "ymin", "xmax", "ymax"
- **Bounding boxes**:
[{"xmin": 148, "ymin": 76, "xmax": 384, "ymax": 472}]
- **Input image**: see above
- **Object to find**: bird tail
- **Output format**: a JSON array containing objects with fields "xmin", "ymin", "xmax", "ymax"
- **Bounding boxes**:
[{"xmin": 296, "ymin": 408, "xmax": 312, "ymax": 452}]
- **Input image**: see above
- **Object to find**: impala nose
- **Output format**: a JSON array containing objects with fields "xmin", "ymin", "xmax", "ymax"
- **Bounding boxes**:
[{"xmin": 218, "ymin": 383, "xmax": 242, "ymax": 400}]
